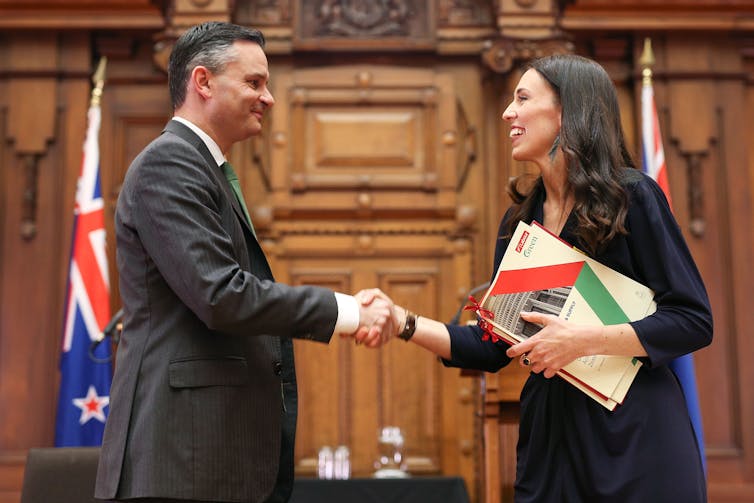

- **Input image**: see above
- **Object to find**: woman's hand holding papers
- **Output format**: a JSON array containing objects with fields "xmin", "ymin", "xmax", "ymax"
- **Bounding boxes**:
[{"xmin": 505, "ymin": 311, "xmax": 648, "ymax": 378}]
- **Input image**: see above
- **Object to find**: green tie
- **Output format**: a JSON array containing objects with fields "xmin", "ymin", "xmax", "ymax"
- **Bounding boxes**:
[{"xmin": 221, "ymin": 161, "xmax": 256, "ymax": 236}]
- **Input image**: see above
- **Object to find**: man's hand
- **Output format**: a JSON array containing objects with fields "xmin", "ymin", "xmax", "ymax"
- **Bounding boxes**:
[{"xmin": 345, "ymin": 289, "xmax": 397, "ymax": 348}]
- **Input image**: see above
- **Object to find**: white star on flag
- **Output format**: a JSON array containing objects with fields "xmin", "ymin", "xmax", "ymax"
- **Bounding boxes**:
[{"xmin": 72, "ymin": 385, "xmax": 110, "ymax": 424}]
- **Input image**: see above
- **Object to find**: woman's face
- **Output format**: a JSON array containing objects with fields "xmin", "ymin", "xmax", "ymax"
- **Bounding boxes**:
[{"xmin": 502, "ymin": 68, "xmax": 562, "ymax": 167}]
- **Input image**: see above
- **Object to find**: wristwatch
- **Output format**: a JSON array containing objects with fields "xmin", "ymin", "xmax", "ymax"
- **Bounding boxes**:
[{"xmin": 398, "ymin": 310, "xmax": 417, "ymax": 341}]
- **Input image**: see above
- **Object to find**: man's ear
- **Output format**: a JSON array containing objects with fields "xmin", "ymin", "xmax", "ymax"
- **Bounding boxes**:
[{"xmin": 190, "ymin": 66, "xmax": 212, "ymax": 99}]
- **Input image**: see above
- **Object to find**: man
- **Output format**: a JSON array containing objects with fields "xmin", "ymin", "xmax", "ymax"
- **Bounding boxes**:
[{"xmin": 95, "ymin": 22, "xmax": 392, "ymax": 503}]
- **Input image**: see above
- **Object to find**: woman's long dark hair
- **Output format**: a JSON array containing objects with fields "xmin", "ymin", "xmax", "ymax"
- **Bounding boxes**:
[{"xmin": 504, "ymin": 54, "xmax": 636, "ymax": 255}]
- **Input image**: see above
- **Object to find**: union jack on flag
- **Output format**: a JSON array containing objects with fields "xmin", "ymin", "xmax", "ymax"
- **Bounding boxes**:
[
  {"xmin": 55, "ymin": 101, "xmax": 113, "ymax": 446},
  {"xmin": 641, "ymin": 70, "xmax": 706, "ymax": 471},
  {"xmin": 641, "ymin": 75, "xmax": 673, "ymax": 208}
]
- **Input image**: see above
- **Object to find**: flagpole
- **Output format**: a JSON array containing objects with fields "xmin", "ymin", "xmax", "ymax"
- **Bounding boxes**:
[
  {"xmin": 639, "ymin": 38, "xmax": 659, "ymax": 187},
  {"xmin": 638, "ymin": 38, "xmax": 671, "ymax": 203}
]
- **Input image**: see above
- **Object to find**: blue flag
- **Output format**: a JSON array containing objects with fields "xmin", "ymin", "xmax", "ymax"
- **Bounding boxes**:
[
  {"xmin": 55, "ymin": 102, "xmax": 112, "ymax": 446},
  {"xmin": 669, "ymin": 355, "xmax": 705, "ymax": 471}
]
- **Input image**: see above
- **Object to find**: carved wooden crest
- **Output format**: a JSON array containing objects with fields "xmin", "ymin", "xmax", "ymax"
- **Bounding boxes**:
[{"xmin": 294, "ymin": 0, "xmax": 435, "ymax": 50}]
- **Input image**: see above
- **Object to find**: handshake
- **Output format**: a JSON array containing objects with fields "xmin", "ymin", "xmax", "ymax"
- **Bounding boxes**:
[{"xmin": 342, "ymin": 289, "xmax": 412, "ymax": 348}]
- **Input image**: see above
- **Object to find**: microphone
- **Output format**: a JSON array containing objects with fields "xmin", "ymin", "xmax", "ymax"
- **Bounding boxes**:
[
  {"xmin": 102, "ymin": 307, "xmax": 123, "ymax": 343},
  {"xmin": 89, "ymin": 308, "xmax": 123, "ymax": 363}
]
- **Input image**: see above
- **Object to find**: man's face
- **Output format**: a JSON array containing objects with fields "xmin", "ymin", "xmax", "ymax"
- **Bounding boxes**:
[{"xmin": 206, "ymin": 40, "xmax": 275, "ymax": 149}]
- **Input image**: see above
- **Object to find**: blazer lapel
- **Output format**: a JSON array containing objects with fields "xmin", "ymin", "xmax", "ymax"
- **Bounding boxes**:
[{"xmin": 163, "ymin": 120, "xmax": 258, "ymax": 239}]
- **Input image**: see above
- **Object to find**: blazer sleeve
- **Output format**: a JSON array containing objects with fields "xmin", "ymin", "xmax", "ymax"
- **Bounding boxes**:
[
  {"xmin": 624, "ymin": 174, "xmax": 713, "ymax": 367},
  {"xmin": 118, "ymin": 138, "xmax": 337, "ymax": 341}
]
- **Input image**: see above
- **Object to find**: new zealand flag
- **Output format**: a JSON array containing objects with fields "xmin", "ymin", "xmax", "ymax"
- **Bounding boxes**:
[{"xmin": 55, "ymin": 103, "xmax": 112, "ymax": 446}]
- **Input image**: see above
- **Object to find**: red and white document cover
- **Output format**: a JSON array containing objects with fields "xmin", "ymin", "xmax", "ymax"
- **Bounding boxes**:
[{"xmin": 475, "ymin": 221, "xmax": 656, "ymax": 410}]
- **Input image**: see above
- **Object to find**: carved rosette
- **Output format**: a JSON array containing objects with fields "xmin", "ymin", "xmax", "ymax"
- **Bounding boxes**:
[{"xmin": 481, "ymin": 37, "xmax": 574, "ymax": 74}]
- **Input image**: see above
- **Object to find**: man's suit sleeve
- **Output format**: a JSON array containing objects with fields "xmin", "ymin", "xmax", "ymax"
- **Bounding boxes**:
[{"xmin": 120, "ymin": 140, "xmax": 337, "ymax": 341}]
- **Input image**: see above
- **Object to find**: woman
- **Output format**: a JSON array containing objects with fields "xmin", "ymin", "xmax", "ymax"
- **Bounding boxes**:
[{"xmin": 363, "ymin": 54, "xmax": 712, "ymax": 502}]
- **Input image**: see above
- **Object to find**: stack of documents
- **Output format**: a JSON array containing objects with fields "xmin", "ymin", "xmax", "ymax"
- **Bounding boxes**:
[{"xmin": 476, "ymin": 221, "xmax": 656, "ymax": 410}]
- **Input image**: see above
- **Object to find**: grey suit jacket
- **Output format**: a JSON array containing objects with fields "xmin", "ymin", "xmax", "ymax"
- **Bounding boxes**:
[{"xmin": 95, "ymin": 120, "xmax": 337, "ymax": 502}]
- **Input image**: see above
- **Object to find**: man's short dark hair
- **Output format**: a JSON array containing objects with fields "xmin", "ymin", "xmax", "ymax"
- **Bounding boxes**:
[{"xmin": 168, "ymin": 22, "xmax": 265, "ymax": 110}]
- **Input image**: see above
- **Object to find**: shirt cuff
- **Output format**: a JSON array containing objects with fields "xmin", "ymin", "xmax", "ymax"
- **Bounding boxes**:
[{"xmin": 333, "ymin": 292, "xmax": 360, "ymax": 336}]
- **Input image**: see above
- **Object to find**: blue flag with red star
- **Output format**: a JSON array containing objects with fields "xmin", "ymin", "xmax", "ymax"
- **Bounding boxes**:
[{"xmin": 55, "ymin": 101, "xmax": 112, "ymax": 446}]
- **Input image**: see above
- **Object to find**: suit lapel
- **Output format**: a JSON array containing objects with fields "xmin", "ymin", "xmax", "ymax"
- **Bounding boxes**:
[
  {"xmin": 162, "ymin": 120, "xmax": 274, "ymax": 281},
  {"xmin": 163, "ymin": 121, "xmax": 257, "ymax": 239}
]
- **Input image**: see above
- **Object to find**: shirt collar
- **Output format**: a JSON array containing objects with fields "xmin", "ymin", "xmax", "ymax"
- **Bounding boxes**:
[{"xmin": 171, "ymin": 116, "xmax": 225, "ymax": 167}]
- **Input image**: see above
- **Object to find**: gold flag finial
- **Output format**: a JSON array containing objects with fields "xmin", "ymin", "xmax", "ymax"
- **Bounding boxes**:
[
  {"xmin": 90, "ymin": 56, "xmax": 108, "ymax": 107},
  {"xmin": 639, "ymin": 38, "xmax": 655, "ymax": 85},
  {"xmin": 639, "ymin": 38, "xmax": 655, "ymax": 68}
]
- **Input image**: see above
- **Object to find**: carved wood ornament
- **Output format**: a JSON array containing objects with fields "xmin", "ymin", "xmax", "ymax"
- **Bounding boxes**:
[
  {"xmin": 295, "ymin": 0, "xmax": 434, "ymax": 49},
  {"xmin": 481, "ymin": 37, "xmax": 574, "ymax": 74},
  {"xmin": 317, "ymin": 0, "xmax": 411, "ymax": 37}
]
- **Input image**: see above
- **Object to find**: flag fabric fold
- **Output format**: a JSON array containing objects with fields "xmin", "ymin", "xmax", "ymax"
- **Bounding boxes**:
[
  {"xmin": 55, "ymin": 102, "xmax": 112, "ymax": 447},
  {"xmin": 641, "ymin": 75, "xmax": 706, "ymax": 471}
]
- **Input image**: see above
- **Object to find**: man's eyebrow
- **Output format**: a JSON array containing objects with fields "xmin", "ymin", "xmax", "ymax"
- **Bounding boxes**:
[{"xmin": 245, "ymin": 71, "xmax": 269, "ymax": 80}]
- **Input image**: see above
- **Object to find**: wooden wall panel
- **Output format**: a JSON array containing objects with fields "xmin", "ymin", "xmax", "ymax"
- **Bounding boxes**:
[
  {"xmin": 309, "ymin": 109, "xmax": 422, "ymax": 169},
  {"xmin": 269, "ymin": 66, "xmax": 460, "ymax": 216},
  {"xmin": 0, "ymin": 31, "xmax": 92, "ymax": 503}
]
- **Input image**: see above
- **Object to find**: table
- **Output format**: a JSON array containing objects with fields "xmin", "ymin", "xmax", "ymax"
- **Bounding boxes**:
[{"xmin": 289, "ymin": 476, "xmax": 471, "ymax": 503}]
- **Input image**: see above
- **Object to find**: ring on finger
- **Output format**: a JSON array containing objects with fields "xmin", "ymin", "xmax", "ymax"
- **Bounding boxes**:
[{"xmin": 521, "ymin": 353, "xmax": 531, "ymax": 366}]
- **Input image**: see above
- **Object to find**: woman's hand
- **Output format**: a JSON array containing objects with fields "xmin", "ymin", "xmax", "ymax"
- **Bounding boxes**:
[{"xmin": 505, "ymin": 311, "xmax": 600, "ymax": 378}]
